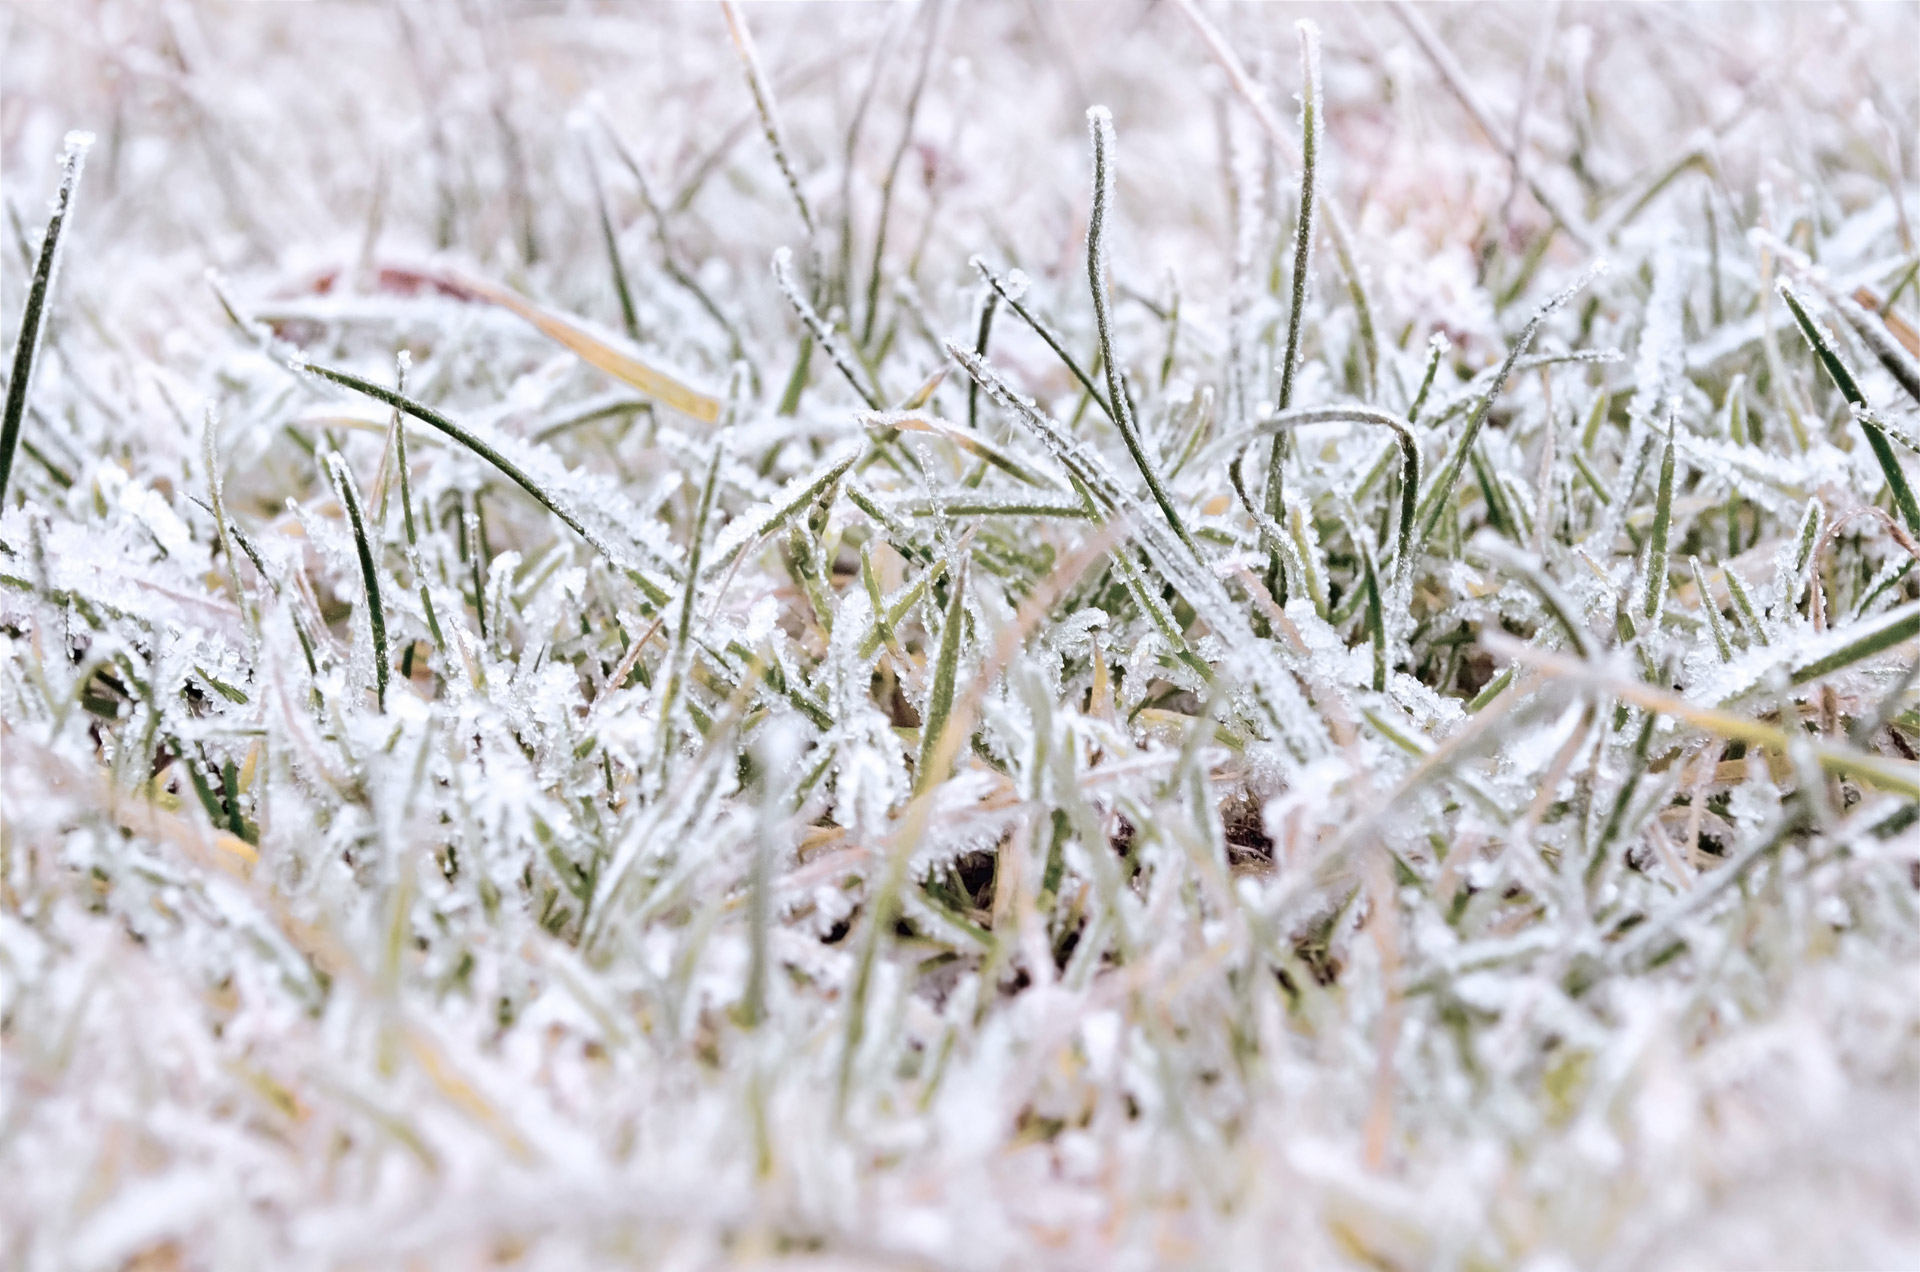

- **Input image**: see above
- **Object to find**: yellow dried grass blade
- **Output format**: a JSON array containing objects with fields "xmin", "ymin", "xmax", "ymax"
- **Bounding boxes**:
[{"xmin": 454, "ymin": 272, "xmax": 722, "ymax": 423}]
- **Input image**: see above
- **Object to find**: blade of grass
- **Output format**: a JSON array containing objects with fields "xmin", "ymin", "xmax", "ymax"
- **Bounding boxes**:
[
  {"xmin": 1642, "ymin": 411, "xmax": 1677, "ymax": 627},
  {"xmin": 719, "ymin": 0, "xmax": 817, "ymax": 240},
  {"xmin": 1589, "ymin": 705, "xmax": 1655, "ymax": 888},
  {"xmin": 970, "ymin": 256, "xmax": 1113, "ymax": 420},
  {"xmin": 966, "ymin": 284, "xmax": 999, "ymax": 436},
  {"xmin": 1086, "ymin": 107, "xmax": 1200, "ymax": 559},
  {"xmin": 594, "ymin": 108, "xmax": 752, "ymax": 369},
  {"xmin": 1487, "ymin": 634, "xmax": 1920, "ymax": 799},
  {"xmin": 1204, "ymin": 403, "xmax": 1421, "ymax": 581},
  {"xmin": 703, "ymin": 440, "xmax": 865, "ymax": 582},
  {"xmin": 1265, "ymin": 23, "xmax": 1322, "ymax": 590},
  {"xmin": 1723, "ymin": 567, "xmax": 1767, "ymax": 647},
  {"xmin": 301, "ymin": 361, "xmax": 673, "ymax": 608},
  {"xmin": 202, "ymin": 407, "xmax": 249, "ymax": 625},
  {"xmin": 1408, "ymin": 332, "xmax": 1450, "ymax": 426},
  {"xmin": 857, "ymin": 556, "xmax": 947, "ymax": 661},
  {"xmin": 1690, "ymin": 556, "xmax": 1734, "ymax": 662},
  {"xmin": 388, "ymin": 352, "xmax": 444, "ymax": 655},
  {"xmin": 858, "ymin": 543, "xmax": 903, "ymax": 660},
  {"xmin": 859, "ymin": 410, "xmax": 1061, "ymax": 490},
  {"xmin": 1358, "ymin": 537, "xmax": 1387, "ymax": 691},
  {"xmin": 441, "ymin": 270, "xmax": 720, "ymax": 423},
  {"xmin": 656, "ymin": 438, "xmax": 727, "ymax": 792},
  {"xmin": 1779, "ymin": 280, "xmax": 1920, "ymax": 536},
  {"xmin": 325, "ymin": 452, "xmax": 389, "ymax": 712},
  {"xmin": 1788, "ymin": 599, "xmax": 1920, "ymax": 687},
  {"xmin": 914, "ymin": 554, "xmax": 969, "ymax": 794},
  {"xmin": 0, "ymin": 132, "xmax": 91, "ymax": 505},
  {"xmin": 773, "ymin": 247, "xmax": 881, "ymax": 409},
  {"xmin": 902, "ymin": 495, "xmax": 1092, "ymax": 520},
  {"xmin": 860, "ymin": 0, "xmax": 947, "ymax": 347},
  {"xmin": 1414, "ymin": 264, "xmax": 1605, "ymax": 559},
  {"xmin": 576, "ymin": 119, "xmax": 643, "ymax": 344}
]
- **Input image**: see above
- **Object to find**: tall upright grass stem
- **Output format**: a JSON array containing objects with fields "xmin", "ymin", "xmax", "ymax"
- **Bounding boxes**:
[
  {"xmin": 1086, "ymin": 108, "xmax": 1199, "ymax": 559},
  {"xmin": 0, "ymin": 132, "xmax": 91, "ymax": 505},
  {"xmin": 1266, "ymin": 23, "xmax": 1321, "ymax": 582},
  {"xmin": 326, "ymin": 452, "xmax": 389, "ymax": 712}
]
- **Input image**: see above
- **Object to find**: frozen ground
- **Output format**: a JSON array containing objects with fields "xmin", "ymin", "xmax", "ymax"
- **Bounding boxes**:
[{"xmin": 2, "ymin": 2, "xmax": 1919, "ymax": 1268}]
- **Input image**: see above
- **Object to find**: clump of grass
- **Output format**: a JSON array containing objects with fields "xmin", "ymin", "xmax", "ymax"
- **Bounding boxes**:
[{"xmin": 3, "ymin": 6, "xmax": 1919, "ymax": 1270}]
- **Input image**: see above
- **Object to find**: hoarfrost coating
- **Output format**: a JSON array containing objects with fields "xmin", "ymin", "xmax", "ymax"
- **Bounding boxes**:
[{"xmin": 3, "ymin": 3, "xmax": 1919, "ymax": 1270}]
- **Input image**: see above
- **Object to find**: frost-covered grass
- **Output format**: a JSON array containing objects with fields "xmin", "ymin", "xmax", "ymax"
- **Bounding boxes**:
[{"xmin": 4, "ymin": 2, "xmax": 1920, "ymax": 1268}]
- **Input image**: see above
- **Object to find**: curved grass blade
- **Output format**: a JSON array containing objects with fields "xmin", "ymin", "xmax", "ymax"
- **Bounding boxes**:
[
  {"xmin": 576, "ymin": 121, "xmax": 642, "ymax": 344},
  {"xmin": 859, "ymin": 410, "xmax": 1061, "ymax": 490},
  {"xmin": 300, "ymin": 361, "xmax": 673, "ymax": 607},
  {"xmin": 1203, "ymin": 403, "xmax": 1420, "ymax": 580}
]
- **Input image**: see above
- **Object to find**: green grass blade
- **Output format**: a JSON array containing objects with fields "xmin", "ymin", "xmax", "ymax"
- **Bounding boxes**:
[
  {"xmin": 966, "ymin": 285, "xmax": 1000, "ymax": 435},
  {"xmin": 1359, "ymin": 537, "xmax": 1387, "ymax": 691},
  {"xmin": 1408, "ymin": 332, "xmax": 1449, "ymax": 426},
  {"xmin": 1723, "ymin": 566, "xmax": 1767, "ymax": 647},
  {"xmin": 719, "ymin": 0, "xmax": 816, "ymax": 239},
  {"xmin": 1264, "ymin": 21, "xmax": 1322, "ymax": 591},
  {"xmin": 1414, "ymin": 265, "xmax": 1604, "ymax": 560},
  {"xmin": 915, "ymin": 555, "xmax": 969, "ymax": 795},
  {"xmin": 578, "ymin": 123, "xmax": 643, "ymax": 344},
  {"xmin": 1642, "ymin": 415, "xmax": 1677, "ymax": 626},
  {"xmin": 1789, "ymin": 599, "xmax": 1920, "ymax": 687},
  {"xmin": 1779, "ymin": 280, "xmax": 1920, "ymax": 536},
  {"xmin": 1690, "ymin": 556, "xmax": 1734, "ymax": 662},
  {"xmin": 656, "ymin": 439, "xmax": 727, "ymax": 790},
  {"xmin": 0, "ymin": 132, "xmax": 91, "ymax": 505},
  {"xmin": 970, "ymin": 256, "xmax": 1114, "ymax": 421},
  {"xmin": 302, "ymin": 361, "xmax": 673, "ymax": 608},
  {"xmin": 1206, "ymin": 404, "xmax": 1421, "ymax": 581},
  {"xmin": 772, "ymin": 247, "xmax": 880, "ymax": 409},
  {"xmin": 325, "ymin": 452, "xmax": 390, "ymax": 712},
  {"xmin": 1086, "ymin": 107, "xmax": 1200, "ymax": 559}
]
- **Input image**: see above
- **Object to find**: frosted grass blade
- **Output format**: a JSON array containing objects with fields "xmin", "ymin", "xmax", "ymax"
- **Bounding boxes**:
[{"xmin": 0, "ymin": 132, "xmax": 91, "ymax": 504}]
